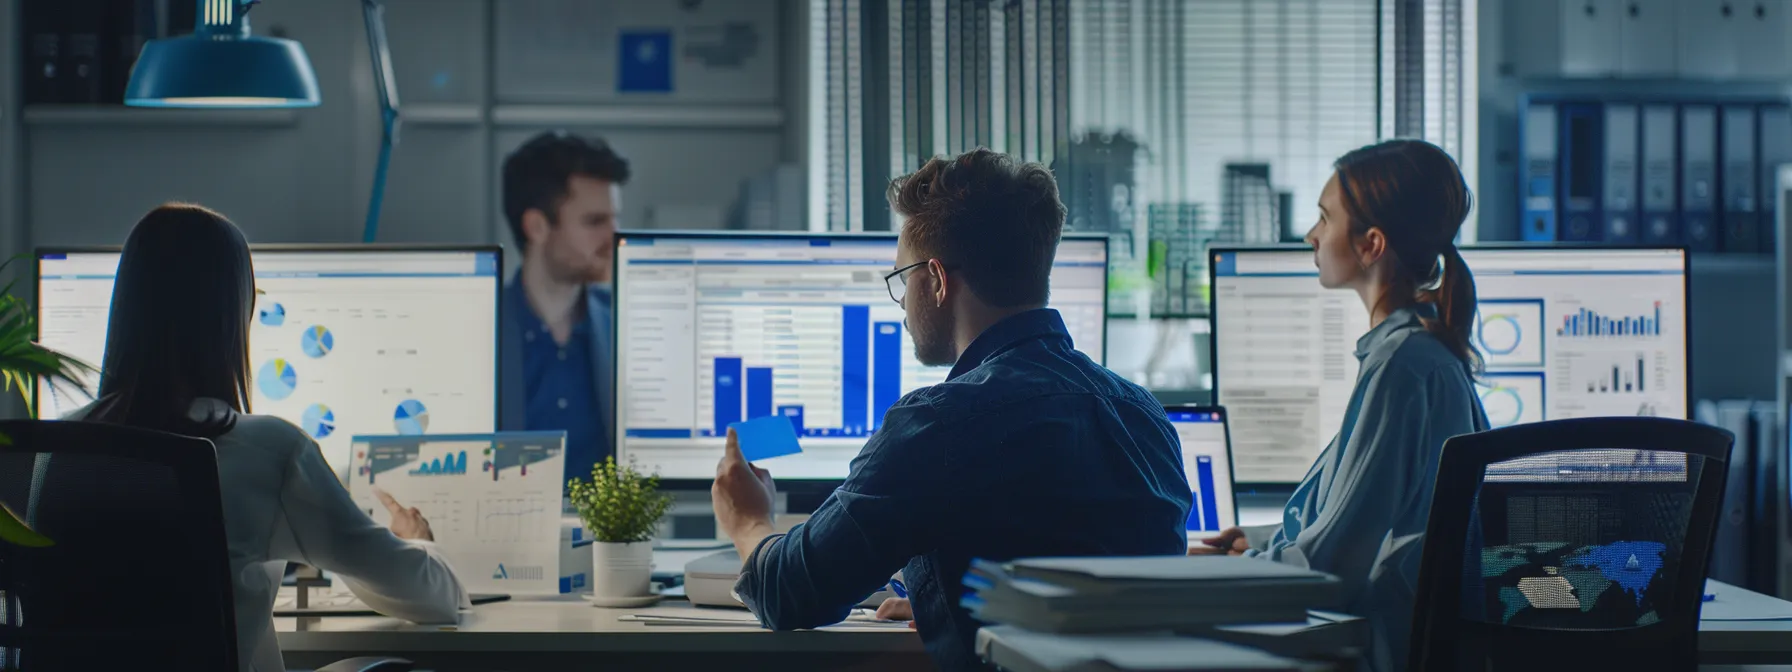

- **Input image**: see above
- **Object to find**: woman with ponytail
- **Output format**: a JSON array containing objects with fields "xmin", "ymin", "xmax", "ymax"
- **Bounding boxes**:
[{"xmin": 1192, "ymin": 139, "xmax": 1489, "ymax": 672}]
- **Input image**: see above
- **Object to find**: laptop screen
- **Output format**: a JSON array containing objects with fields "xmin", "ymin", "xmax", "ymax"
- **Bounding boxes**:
[{"xmin": 1167, "ymin": 408, "xmax": 1238, "ymax": 539}]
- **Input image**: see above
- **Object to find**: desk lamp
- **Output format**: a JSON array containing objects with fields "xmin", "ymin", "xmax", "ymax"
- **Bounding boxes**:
[{"xmin": 125, "ymin": 0, "xmax": 402, "ymax": 243}]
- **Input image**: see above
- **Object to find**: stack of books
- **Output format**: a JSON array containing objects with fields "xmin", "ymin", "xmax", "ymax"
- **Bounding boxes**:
[{"xmin": 965, "ymin": 555, "xmax": 1362, "ymax": 671}]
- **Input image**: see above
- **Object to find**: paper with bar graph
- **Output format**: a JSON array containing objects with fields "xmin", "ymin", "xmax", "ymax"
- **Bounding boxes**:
[{"xmin": 346, "ymin": 432, "xmax": 566, "ymax": 594}]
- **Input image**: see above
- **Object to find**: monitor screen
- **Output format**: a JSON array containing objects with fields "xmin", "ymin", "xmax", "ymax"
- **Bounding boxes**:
[
  {"xmin": 1210, "ymin": 247, "xmax": 1690, "ymax": 485},
  {"xmin": 36, "ymin": 248, "xmax": 502, "ymax": 471},
  {"xmin": 614, "ymin": 233, "xmax": 1109, "ymax": 481},
  {"xmin": 1168, "ymin": 409, "xmax": 1237, "ymax": 539}
]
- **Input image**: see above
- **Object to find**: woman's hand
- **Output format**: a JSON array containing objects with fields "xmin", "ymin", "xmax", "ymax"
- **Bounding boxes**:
[
  {"xmin": 1187, "ymin": 526, "xmax": 1250, "ymax": 556},
  {"xmin": 375, "ymin": 488, "xmax": 435, "ymax": 542}
]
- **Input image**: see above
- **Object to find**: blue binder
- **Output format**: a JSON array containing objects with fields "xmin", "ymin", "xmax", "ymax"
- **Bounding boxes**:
[
  {"xmin": 1558, "ymin": 103, "xmax": 1604, "ymax": 242},
  {"xmin": 1681, "ymin": 104, "xmax": 1720, "ymax": 251},
  {"xmin": 1641, "ymin": 104, "xmax": 1680, "ymax": 246},
  {"xmin": 1603, "ymin": 104, "xmax": 1641, "ymax": 244},
  {"xmin": 1720, "ymin": 105, "xmax": 1760, "ymax": 253},
  {"xmin": 1520, "ymin": 100, "xmax": 1559, "ymax": 242},
  {"xmin": 1758, "ymin": 104, "xmax": 1791, "ymax": 254}
]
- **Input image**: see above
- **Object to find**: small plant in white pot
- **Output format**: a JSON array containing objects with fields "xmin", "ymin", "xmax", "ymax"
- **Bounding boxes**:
[{"xmin": 568, "ymin": 456, "xmax": 674, "ymax": 607}]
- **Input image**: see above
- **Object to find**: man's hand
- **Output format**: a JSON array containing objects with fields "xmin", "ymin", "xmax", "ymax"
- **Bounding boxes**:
[
  {"xmin": 1187, "ymin": 526, "xmax": 1250, "ymax": 556},
  {"xmin": 875, "ymin": 597, "xmax": 916, "ymax": 628},
  {"xmin": 714, "ymin": 428, "xmax": 778, "ymax": 558},
  {"xmin": 375, "ymin": 488, "xmax": 435, "ymax": 542}
]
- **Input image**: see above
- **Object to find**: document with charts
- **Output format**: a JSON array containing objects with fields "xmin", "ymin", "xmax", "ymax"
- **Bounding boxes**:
[{"xmin": 347, "ymin": 432, "xmax": 565, "ymax": 595}]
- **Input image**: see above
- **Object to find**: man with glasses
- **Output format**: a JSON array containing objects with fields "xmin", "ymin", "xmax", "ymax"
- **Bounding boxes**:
[{"xmin": 711, "ymin": 148, "xmax": 1191, "ymax": 672}]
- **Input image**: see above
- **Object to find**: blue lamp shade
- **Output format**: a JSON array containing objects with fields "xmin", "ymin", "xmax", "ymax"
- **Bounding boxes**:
[{"xmin": 124, "ymin": 35, "xmax": 321, "ymax": 108}]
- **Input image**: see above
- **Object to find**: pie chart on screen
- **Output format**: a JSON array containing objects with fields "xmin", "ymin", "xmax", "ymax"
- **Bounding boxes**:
[
  {"xmin": 301, "ymin": 325, "xmax": 334, "ymax": 358},
  {"xmin": 257, "ymin": 359, "xmax": 297, "ymax": 400},
  {"xmin": 259, "ymin": 303, "xmax": 285, "ymax": 327},
  {"xmin": 301, "ymin": 404, "xmax": 335, "ymax": 439},
  {"xmin": 394, "ymin": 399, "xmax": 429, "ymax": 435}
]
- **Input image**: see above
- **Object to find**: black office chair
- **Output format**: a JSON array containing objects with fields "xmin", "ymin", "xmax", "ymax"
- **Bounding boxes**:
[
  {"xmin": 1408, "ymin": 417, "xmax": 1733, "ymax": 672},
  {"xmin": 0, "ymin": 420, "xmax": 414, "ymax": 672}
]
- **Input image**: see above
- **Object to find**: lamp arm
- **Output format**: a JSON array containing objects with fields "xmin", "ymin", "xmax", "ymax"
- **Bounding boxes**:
[{"xmin": 362, "ymin": 0, "xmax": 400, "ymax": 243}]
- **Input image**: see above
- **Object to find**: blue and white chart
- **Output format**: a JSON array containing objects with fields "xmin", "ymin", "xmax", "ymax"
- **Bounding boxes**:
[{"xmin": 347, "ymin": 432, "xmax": 566, "ymax": 595}]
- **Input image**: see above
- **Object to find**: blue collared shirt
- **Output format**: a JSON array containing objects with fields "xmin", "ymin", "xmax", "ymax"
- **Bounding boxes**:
[
  {"xmin": 733, "ymin": 308, "xmax": 1192, "ymax": 671},
  {"xmin": 1246, "ymin": 305, "xmax": 1489, "ymax": 672},
  {"xmin": 508, "ymin": 281, "xmax": 607, "ymax": 483}
]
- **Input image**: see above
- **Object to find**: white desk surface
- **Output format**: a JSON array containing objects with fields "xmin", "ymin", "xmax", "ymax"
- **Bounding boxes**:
[{"xmin": 276, "ymin": 580, "xmax": 1792, "ymax": 663}]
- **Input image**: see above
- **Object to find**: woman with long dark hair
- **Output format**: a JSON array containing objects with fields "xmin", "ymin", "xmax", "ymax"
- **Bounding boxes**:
[
  {"xmin": 80, "ymin": 204, "xmax": 467, "ymax": 672},
  {"xmin": 1194, "ymin": 140, "xmax": 1489, "ymax": 671}
]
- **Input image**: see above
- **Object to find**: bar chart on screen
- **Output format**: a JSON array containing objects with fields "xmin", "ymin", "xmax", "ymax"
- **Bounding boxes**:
[{"xmin": 695, "ymin": 303, "xmax": 943, "ymax": 439}]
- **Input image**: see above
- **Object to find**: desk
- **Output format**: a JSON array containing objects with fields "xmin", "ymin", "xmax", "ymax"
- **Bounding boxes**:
[
  {"xmin": 1701, "ymin": 580, "xmax": 1792, "ymax": 666},
  {"xmin": 275, "ymin": 598, "xmax": 925, "ymax": 671}
]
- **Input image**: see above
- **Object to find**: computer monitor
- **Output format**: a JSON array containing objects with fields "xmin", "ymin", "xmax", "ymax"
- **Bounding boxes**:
[
  {"xmin": 1209, "ymin": 246, "xmax": 1690, "ymax": 485},
  {"xmin": 1165, "ymin": 406, "xmax": 1238, "ymax": 541},
  {"xmin": 613, "ymin": 232, "xmax": 1110, "ymax": 483},
  {"xmin": 35, "ymin": 246, "xmax": 502, "ymax": 470}
]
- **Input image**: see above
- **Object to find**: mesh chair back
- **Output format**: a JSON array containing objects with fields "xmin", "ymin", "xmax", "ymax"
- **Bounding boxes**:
[
  {"xmin": 1409, "ymin": 417, "xmax": 1732, "ymax": 672},
  {"xmin": 0, "ymin": 420, "xmax": 237, "ymax": 671}
]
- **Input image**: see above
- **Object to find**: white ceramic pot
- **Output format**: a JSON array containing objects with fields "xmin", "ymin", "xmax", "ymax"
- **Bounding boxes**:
[{"xmin": 590, "ymin": 541, "xmax": 654, "ymax": 599}]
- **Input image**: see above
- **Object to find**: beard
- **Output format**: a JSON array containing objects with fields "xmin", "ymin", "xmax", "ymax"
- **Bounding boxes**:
[
  {"xmin": 906, "ymin": 301, "xmax": 956, "ymax": 367},
  {"xmin": 548, "ymin": 250, "xmax": 609, "ymax": 285}
]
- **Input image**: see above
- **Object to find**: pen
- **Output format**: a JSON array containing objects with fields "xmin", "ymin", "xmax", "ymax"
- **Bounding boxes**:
[{"xmin": 1704, "ymin": 593, "xmax": 1716, "ymax": 602}]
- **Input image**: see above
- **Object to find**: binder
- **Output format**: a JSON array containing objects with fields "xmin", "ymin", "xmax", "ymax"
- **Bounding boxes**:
[
  {"xmin": 1603, "ymin": 104, "xmax": 1641, "ymax": 244},
  {"xmin": 1759, "ymin": 105, "xmax": 1792, "ymax": 254},
  {"xmin": 62, "ymin": 0, "xmax": 106, "ymax": 104},
  {"xmin": 1520, "ymin": 101, "xmax": 1559, "ymax": 242},
  {"xmin": 1681, "ymin": 104, "xmax": 1720, "ymax": 251},
  {"xmin": 24, "ymin": 0, "xmax": 65, "ymax": 104},
  {"xmin": 1721, "ymin": 105, "xmax": 1761, "ymax": 253},
  {"xmin": 1558, "ymin": 103, "xmax": 1604, "ymax": 242},
  {"xmin": 1641, "ymin": 104, "xmax": 1680, "ymax": 245}
]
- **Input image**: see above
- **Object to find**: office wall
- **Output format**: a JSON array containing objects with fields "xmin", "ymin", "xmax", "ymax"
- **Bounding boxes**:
[
  {"xmin": 1477, "ymin": 0, "xmax": 1785, "ymax": 402},
  {"xmin": 6, "ymin": 0, "xmax": 805, "ymax": 252}
]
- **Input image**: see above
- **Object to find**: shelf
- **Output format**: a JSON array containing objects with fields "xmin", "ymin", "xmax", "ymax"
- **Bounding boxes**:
[
  {"xmin": 1690, "ymin": 253, "xmax": 1776, "ymax": 275},
  {"xmin": 491, "ymin": 104, "xmax": 784, "ymax": 129},
  {"xmin": 402, "ymin": 103, "xmax": 484, "ymax": 126},
  {"xmin": 22, "ymin": 105, "xmax": 301, "ymax": 128}
]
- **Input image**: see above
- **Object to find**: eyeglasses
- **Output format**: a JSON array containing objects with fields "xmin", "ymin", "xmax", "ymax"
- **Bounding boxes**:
[{"xmin": 883, "ymin": 261, "xmax": 926, "ymax": 305}]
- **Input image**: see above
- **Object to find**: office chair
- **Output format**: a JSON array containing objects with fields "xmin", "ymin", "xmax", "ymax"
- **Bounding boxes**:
[
  {"xmin": 0, "ymin": 420, "xmax": 414, "ymax": 672},
  {"xmin": 1408, "ymin": 417, "xmax": 1733, "ymax": 672}
]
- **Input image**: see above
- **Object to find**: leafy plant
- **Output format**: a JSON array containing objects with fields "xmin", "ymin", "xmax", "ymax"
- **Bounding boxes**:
[
  {"xmin": 568, "ymin": 456, "xmax": 674, "ymax": 544},
  {"xmin": 0, "ymin": 256, "xmax": 92, "ymax": 547}
]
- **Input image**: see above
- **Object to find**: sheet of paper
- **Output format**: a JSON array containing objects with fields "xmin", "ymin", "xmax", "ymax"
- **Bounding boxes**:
[
  {"xmin": 348, "ymin": 432, "xmax": 566, "ymax": 595},
  {"xmin": 1701, "ymin": 581, "xmax": 1792, "ymax": 621}
]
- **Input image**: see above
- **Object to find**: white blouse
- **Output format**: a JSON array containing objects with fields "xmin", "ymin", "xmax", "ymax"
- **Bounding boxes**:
[{"xmin": 74, "ymin": 400, "xmax": 470, "ymax": 672}]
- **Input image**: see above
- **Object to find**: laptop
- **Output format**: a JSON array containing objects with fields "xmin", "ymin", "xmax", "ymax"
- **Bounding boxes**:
[{"xmin": 1164, "ymin": 405, "xmax": 1240, "ymax": 544}]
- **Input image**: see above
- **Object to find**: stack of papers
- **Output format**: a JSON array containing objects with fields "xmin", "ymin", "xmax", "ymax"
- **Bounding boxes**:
[
  {"xmin": 975, "ymin": 626, "xmax": 1324, "ymax": 672},
  {"xmin": 962, "ymin": 555, "xmax": 1343, "ymax": 633}
]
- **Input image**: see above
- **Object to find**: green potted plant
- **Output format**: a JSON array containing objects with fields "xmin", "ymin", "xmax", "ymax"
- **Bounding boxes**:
[
  {"xmin": 0, "ymin": 260, "xmax": 91, "ymax": 547},
  {"xmin": 568, "ymin": 456, "xmax": 673, "ymax": 606}
]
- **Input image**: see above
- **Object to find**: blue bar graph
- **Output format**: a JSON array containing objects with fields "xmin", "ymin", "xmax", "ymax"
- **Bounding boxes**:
[
  {"xmin": 746, "ymin": 367, "xmax": 773, "ymax": 420},
  {"xmin": 872, "ymin": 322, "xmax": 902, "ymax": 431},
  {"xmin": 410, "ymin": 451, "xmax": 467, "ymax": 476},
  {"xmin": 778, "ymin": 405, "xmax": 805, "ymax": 434},
  {"xmin": 1558, "ymin": 301, "xmax": 1663, "ymax": 338},
  {"xmin": 714, "ymin": 357, "xmax": 742, "ymax": 434},
  {"xmin": 1196, "ymin": 456, "xmax": 1220, "ymax": 531},
  {"xmin": 842, "ymin": 306, "xmax": 869, "ymax": 434}
]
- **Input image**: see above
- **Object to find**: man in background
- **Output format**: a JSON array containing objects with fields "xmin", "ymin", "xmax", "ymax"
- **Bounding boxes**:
[{"xmin": 499, "ymin": 131, "xmax": 630, "ymax": 483}]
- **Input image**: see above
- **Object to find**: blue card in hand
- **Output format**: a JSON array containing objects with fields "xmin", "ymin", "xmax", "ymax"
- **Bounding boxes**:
[{"xmin": 728, "ymin": 415, "xmax": 804, "ymax": 462}]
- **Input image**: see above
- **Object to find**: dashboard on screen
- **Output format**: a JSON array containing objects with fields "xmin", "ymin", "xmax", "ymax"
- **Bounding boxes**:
[
  {"xmin": 614, "ymin": 233, "xmax": 1109, "ymax": 482},
  {"xmin": 36, "ymin": 248, "xmax": 502, "ymax": 471},
  {"xmin": 1210, "ymin": 247, "xmax": 1690, "ymax": 485}
]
